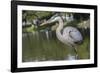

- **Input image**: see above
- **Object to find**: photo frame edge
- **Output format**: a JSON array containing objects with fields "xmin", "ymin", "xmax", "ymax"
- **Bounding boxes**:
[{"xmin": 11, "ymin": 1, "xmax": 98, "ymax": 72}]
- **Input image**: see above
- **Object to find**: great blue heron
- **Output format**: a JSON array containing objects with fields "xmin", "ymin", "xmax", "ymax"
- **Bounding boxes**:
[{"xmin": 41, "ymin": 13, "xmax": 83, "ymax": 60}]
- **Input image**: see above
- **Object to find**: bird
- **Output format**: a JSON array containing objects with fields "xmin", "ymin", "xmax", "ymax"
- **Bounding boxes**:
[{"xmin": 40, "ymin": 13, "xmax": 83, "ymax": 60}]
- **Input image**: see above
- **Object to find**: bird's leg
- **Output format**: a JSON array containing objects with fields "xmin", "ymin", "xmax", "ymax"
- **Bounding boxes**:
[
  {"xmin": 67, "ymin": 45, "xmax": 79, "ymax": 60},
  {"xmin": 74, "ymin": 47, "xmax": 79, "ymax": 59}
]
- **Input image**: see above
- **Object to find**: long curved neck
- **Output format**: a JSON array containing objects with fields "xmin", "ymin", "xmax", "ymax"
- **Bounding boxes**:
[{"xmin": 56, "ymin": 18, "xmax": 64, "ymax": 42}]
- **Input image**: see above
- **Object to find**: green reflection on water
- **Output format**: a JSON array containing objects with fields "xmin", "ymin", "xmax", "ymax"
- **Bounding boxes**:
[{"xmin": 22, "ymin": 30, "xmax": 90, "ymax": 62}]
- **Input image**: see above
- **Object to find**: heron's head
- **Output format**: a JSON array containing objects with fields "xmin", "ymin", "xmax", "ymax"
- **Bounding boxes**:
[{"xmin": 40, "ymin": 14, "xmax": 61, "ymax": 26}]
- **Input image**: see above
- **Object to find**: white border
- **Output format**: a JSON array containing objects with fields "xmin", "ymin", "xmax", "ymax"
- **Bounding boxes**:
[{"xmin": 17, "ymin": 5, "xmax": 94, "ymax": 68}]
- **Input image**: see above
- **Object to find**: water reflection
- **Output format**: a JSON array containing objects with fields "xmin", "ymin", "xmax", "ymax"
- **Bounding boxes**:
[{"xmin": 22, "ymin": 28, "xmax": 90, "ymax": 62}]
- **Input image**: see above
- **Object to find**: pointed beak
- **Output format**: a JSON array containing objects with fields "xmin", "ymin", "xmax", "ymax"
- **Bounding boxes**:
[
  {"xmin": 40, "ymin": 21, "xmax": 49, "ymax": 26},
  {"xmin": 40, "ymin": 20, "xmax": 56, "ymax": 27},
  {"xmin": 40, "ymin": 17, "xmax": 58, "ymax": 27}
]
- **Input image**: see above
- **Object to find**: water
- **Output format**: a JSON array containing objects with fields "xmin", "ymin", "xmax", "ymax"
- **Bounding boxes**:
[{"xmin": 22, "ymin": 30, "xmax": 90, "ymax": 62}]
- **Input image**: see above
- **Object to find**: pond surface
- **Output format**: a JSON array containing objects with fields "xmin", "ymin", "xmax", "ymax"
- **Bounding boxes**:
[{"xmin": 22, "ymin": 30, "xmax": 90, "ymax": 62}]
